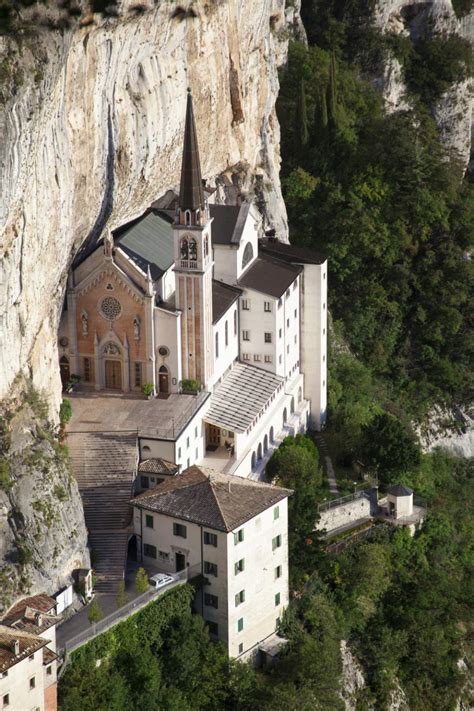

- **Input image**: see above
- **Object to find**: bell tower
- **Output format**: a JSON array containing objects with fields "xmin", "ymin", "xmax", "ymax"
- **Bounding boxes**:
[{"xmin": 173, "ymin": 89, "xmax": 214, "ymax": 387}]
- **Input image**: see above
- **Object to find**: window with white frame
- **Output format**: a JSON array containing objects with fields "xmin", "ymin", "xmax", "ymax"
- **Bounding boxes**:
[
  {"xmin": 264, "ymin": 301, "xmax": 271, "ymax": 312},
  {"xmin": 242, "ymin": 330, "xmax": 250, "ymax": 341},
  {"xmin": 242, "ymin": 353, "xmax": 250, "ymax": 361},
  {"xmin": 254, "ymin": 354, "xmax": 261, "ymax": 362},
  {"xmin": 264, "ymin": 355, "xmax": 272, "ymax": 363},
  {"xmin": 264, "ymin": 332, "xmax": 272, "ymax": 343},
  {"xmin": 235, "ymin": 590, "xmax": 245, "ymax": 606},
  {"xmin": 241, "ymin": 299, "xmax": 250, "ymax": 310}
]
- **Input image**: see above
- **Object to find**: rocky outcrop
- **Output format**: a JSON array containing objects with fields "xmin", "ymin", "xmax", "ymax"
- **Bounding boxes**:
[
  {"xmin": 0, "ymin": 380, "xmax": 89, "ymax": 611},
  {"xmin": 374, "ymin": 0, "xmax": 473, "ymax": 168},
  {"xmin": 0, "ymin": 0, "xmax": 295, "ymax": 407}
]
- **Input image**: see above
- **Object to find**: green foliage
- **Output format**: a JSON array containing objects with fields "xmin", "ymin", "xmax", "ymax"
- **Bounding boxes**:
[
  {"xmin": 141, "ymin": 383, "xmax": 154, "ymax": 397},
  {"xmin": 116, "ymin": 579, "xmax": 128, "ymax": 609},
  {"xmin": 362, "ymin": 413, "xmax": 421, "ymax": 485},
  {"xmin": 88, "ymin": 598, "xmax": 103, "ymax": 625},
  {"xmin": 452, "ymin": 0, "xmax": 474, "ymax": 17},
  {"xmin": 180, "ymin": 378, "xmax": 201, "ymax": 394},
  {"xmin": 59, "ymin": 398, "xmax": 72, "ymax": 425},
  {"xmin": 16, "ymin": 539, "xmax": 32, "ymax": 566},
  {"xmin": 0, "ymin": 459, "xmax": 13, "ymax": 492},
  {"xmin": 25, "ymin": 383, "xmax": 49, "ymax": 421},
  {"xmin": 134, "ymin": 566, "xmax": 149, "ymax": 594}
]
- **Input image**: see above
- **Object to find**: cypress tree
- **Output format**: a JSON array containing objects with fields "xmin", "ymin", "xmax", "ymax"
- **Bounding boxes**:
[
  {"xmin": 296, "ymin": 78, "xmax": 309, "ymax": 148},
  {"xmin": 327, "ymin": 50, "xmax": 338, "ymax": 129}
]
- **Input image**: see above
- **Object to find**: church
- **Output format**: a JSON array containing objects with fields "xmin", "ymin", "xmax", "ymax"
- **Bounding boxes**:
[{"xmin": 58, "ymin": 90, "xmax": 327, "ymax": 479}]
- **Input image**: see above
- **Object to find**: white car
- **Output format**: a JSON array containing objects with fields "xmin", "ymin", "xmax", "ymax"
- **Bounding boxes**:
[{"xmin": 149, "ymin": 573, "xmax": 175, "ymax": 590}]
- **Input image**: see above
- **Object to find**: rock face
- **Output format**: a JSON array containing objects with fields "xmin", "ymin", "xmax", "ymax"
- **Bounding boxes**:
[
  {"xmin": 0, "ymin": 0, "xmax": 297, "ymax": 407},
  {"xmin": 0, "ymin": 381, "xmax": 89, "ymax": 612},
  {"xmin": 374, "ymin": 0, "xmax": 473, "ymax": 169}
]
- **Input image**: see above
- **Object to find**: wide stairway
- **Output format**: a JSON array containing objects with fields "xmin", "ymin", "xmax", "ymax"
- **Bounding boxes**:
[{"xmin": 67, "ymin": 431, "xmax": 138, "ymax": 592}]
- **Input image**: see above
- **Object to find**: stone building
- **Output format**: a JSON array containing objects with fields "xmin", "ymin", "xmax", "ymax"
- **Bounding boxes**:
[
  {"xmin": 0, "ymin": 594, "xmax": 60, "ymax": 711},
  {"xmin": 131, "ymin": 465, "xmax": 291, "ymax": 660}
]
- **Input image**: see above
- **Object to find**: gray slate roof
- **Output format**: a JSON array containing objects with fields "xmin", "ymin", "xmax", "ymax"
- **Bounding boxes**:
[
  {"xmin": 238, "ymin": 255, "xmax": 302, "ymax": 298},
  {"xmin": 115, "ymin": 210, "xmax": 174, "ymax": 279},
  {"xmin": 179, "ymin": 91, "xmax": 205, "ymax": 211},
  {"xmin": 387, "ymin": 484, "xmax": 413, "ymax": 497},
  {"xmin": 210, "ymin": 202, "xmax": 251, "ymax": 245},
  {"xmin": 133, "ymin": 465, "xmax": 292, "ymax": 532},
  {"xmin": 259, "ymin": 238, "xmax": 327, "ymax": 265},
  {"xmin": 212, "ymin": 280, "xmax": 242, "ymax": 324},
  {"xmin": 205, "ymin": 362, "xmax": 284, "ymax": 433}
]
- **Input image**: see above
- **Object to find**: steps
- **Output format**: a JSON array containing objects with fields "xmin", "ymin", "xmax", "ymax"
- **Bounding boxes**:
[{"xmin": 67, "ymin": 431, "xmax": 138, "ymax": 592}]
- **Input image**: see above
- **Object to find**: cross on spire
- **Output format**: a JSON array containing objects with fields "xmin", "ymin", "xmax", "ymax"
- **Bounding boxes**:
[{"xmin": 179, "ymin": 89, "xmax": 205, "ymax": 212}]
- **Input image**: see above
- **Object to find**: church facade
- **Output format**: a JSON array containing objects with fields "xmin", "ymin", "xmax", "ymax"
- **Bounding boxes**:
[{"xmin": 58, "ymin": 91, "xmax": 327, "ymax": 479}]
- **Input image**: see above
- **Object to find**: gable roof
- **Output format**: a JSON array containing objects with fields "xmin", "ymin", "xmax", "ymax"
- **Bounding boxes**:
[
  {"xmin": 210, "ymin": 202, "xmax": 251, "ymax": 246},
  {"xmin": 387, "ymin": 484, "xmax": 413, "ymax": 497},
  {"xmin": 2, "ymin": 594, "xmax": 60, "ymax": 636},
  {"xmin": 238, "ymin": 255, "xmax": 302, "ymax": 298},
  {"xmin": 0, "ymin": 626, "xmax": 49, "ymax": 673},
  {"xmin": 138, "ymin": 458, "xmax": 179, "ymax": 476},
  {"xmin": 132, "ymin": 465, "xmax": 291, "ymax": 532},
  {"xmin": 259, "ymin": 238, "xmax": 327, "ymax": 265},
  {"xmin": 212, "ymin": 280, "xmax": 242, "ymax": 324},
  {"xmin": 114, "ymin": 210, "xmax": 175, "ymax": 280}
]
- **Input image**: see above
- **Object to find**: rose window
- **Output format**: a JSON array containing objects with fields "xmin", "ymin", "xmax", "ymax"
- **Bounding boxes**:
[{"xmin": 100, "ymin": 296, "xmax": 122, "ymax": 320}]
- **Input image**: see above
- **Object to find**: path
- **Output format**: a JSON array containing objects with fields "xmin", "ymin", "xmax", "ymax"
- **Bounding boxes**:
[
  {"xmin": 313, "ymin": 433, "xmax": 339, "ymax": 495},
  {"xmin": 67, "ymin": 430, "xmax": 138, "ymax": 592}
]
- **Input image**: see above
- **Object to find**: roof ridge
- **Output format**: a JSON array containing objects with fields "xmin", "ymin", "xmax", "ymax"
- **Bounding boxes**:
[{"xmin": 206, "ymin": 475, "xmax": 230, "ymax": 531}]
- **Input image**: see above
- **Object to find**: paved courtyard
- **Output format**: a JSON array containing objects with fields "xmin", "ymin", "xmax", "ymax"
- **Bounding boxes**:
[{"xmin": 68, "ymin": 391, "xmax": 209, "ymax": 440}]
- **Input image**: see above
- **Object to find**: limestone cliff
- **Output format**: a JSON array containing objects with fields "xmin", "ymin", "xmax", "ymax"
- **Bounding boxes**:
[
  {"xmin": 0, "ymin": 379, "xmax": 89, "ymax": 612},
  {"xmin": 0, "ymin": 0, "xmax": 300, "ymax": 407}
]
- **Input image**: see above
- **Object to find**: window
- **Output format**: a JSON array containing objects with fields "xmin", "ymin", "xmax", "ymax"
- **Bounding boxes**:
[
  {"xmin": 234, "ymin": 529, "xmax": 244, "ymax": 544},
  {"xmin": 242, "ymin": 242, "xmax": 254, "ymax": 269},
  {"xmin": 29, "ymin": 677, "xmax": 36, "ymax": 690},
  {"xmin": 189, "ymin": 238, "xmax": 197, "ymax": 261},
  {"xmin": 178, "ymin": 447, "xmax": 181, "ymax": 458},
  {"xmin": 180, "ymin": 237, "xmax": 189, "ymax": 259},
  {"xmin": 279, "ymin": 328, "xmax": 282, "ymax": 338},
  {"xmin": 294, "ymin": 335, "xmax": 297, "ymax": 344},
  {"xmin": 204, "ymin": 531, "xmax": 218, "ymax": 547},
  {"xmin": 234, "ymin": 559, "xmax": 245, "ymax": 575},
  {"xmin": 145, "ymin": 514, "xmax": 154, "ymax": 529},
  {"xmin": 286, "ymin": 318, "xmax": 289, "ymax": 328},
  {"xmin": 287, "ymin": 345, "xmax": 290, "ymax": 354},
  {"xmin": 46, "ymin": 665, "xmax": 52, "ymax": 676},
  {"xmin": 195, "ymin": 426, "xmax": 198, "ymax": 438},
  {"xmin": 237, "ymin": 617, "xmax": 244, "ymax": 632},
  {"xmin": 278, "ymin": 298, "xmax": 282, "ymax": 308},
  {"xmin": 293, "ymin": 280, "xmax": 297, "ymax": 289},
  {"xmin": 275, "ymin": 565, "xmax": 282, "ymax": 579},
  {"xmin": 158, "ymin": 551, "xmax": 169, "ymax": 560},
  {"xmin": 234, "ymin": 310, "xmax": 237, "ymax": 335},
  {"xmin": 0, "ymin": 671, "xmax": 7, "ymax": 679},
  {"xmin": 204, "ymin": 593, "xmax": 218, "ymax": 609},
  {"xmin": 264, "ymin": 301, "xmax": 271, "ymax": 312},
  {"xmin": 272, "ymin": 535, "xmax": 282, "ymax": 551},
  {"xmin": 242, "ymin": 353, "xmax": 250, "ymax": 361},
  {"xmin": 242, "ymin": 330, "xmax": 250, "ymax": 341},
  {"xmin": 264, "ymin": 332, "xmax": 272, "ymax": 343},
  {"xmin": 225, "ymin": 321, "xmax": 228, "ymax": 347},
  {"xmin": 235, "ymin": 590, "xmax": 245, "ymax": 606},
  {"xmin": 238, "ymin": 642, "xmax": 244, "ymax": 654},
  {"xmin": 253, "ymin": 354, "xmax": 261, "ymax": 362},
  {"xmin": 83, "ymin": 357, "xmax": 91, "ymax": 382},
  {"xmin": 206, "ymin": 620, "xmax": 218, "ymax": 636},
  {"xmin": 323, "ymin": 302, "xmax": 326, "ymax": 310},
  {"xmin": 28, "ymin": 654, "xmax": 34, "ymax": 662},
  {"xmin": 144, "ymin": 544, "xmax": 157, "ymax": 559},
  {"xmin": 285, "ymin": 289, "xmax": 290, "ymax": 299},
  {"xmin": 204, "ymin": 561, "xmax": 218, "ymax": 577},
  {"xmin": 294, "ymin": 309, "xmax": 297, "ymax": 318},
  {"xmin": 241, "ymin": 299, "xmax": 250, "ymax": 310},
  {"xmin": 134, "ymin": 362, "xmax": 142, "ymax": 387},
  {"xmin": 274, "ymin": 506, "xmax": 280, "ymax": 520},
  {"xmin": 275, "ymin": 593, "xmax": 281, "ymax": 606},
  {"xmin": 173, "ymin": 523, "xmax": 187, "ymax": 538},
  {"xmin": 2, "ymin": 695, "xmax": 9, "ymax": 708},
  {"xmin": 264, "ymin": 355, "xmax": 272, "ymax": 363},
  {"xmin": 279, "ymin": 355, "xmax": 282, "ymax": 364},
  {"xmin": 215, "ymin": 332, "xmax": 219, "ymax": 358},
  {"xmin": 323, "ymin": 328, "xmax": 326, "ymax": 335}
]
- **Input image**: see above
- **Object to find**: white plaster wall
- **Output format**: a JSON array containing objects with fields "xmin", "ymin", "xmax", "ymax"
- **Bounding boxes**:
[
  {"xmin": 212, "ymin": 208, "xmax": 259, "ymax": 285},
  {"xmin": 0, "ymin": 648, "xmax": 45, "ymax": 711},
  {"xmin": 139, "ymin": 438, "xmax": 175, "ymax": 463},
  {"xmin": 159, "ymin": 266, "xmax": 176, "ymax": 303},
  {"xmin": 174, "ymin": 403, "xmax": 208, "ymax": 470},
  {"xmin": 299, "ymin": 262, "xmax": 327, "ymax": 430},
  {"xmin": 210, "ymin": 303, "xmax": 239, "ymax": 387},
  {"xmin": 234, "ymin": 211, "xmax": 260, "ymax": 281},
  {"xmin": 154, "ymin": 307, "xmax": 182, "ymax": 394},
  {"xmin": 226, "ymin": 499, "xmax": 289, "ymax": 658},
  {"xmin": 317, "ymin": 497, "xmax": 371, "ymax": 534},
  {"xmin": 388, "ymin": 494, "xmax": 413, "ymax": 517},
  {"xmin": 239, "ymin": 290, "xmax": 278, "ymax": 372},
  {"xmin": 281, "ymin": 276, "xmax": 301, "ymax": 380}
]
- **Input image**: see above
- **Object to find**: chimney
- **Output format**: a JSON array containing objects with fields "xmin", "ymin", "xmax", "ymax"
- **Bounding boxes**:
[
  {"xmin": 11, "ymin": 639, "xmax": 20, "ymax": 656},
  {"xmin": 35, "ymin": 612, "xmax": 43, "ymax": 627}
]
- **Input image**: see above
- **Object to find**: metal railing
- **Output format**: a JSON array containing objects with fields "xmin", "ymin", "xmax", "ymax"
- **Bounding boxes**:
[
  {"xmin": 139, "ymin": 391, "xmax": 210, "ymax": 440},
  {"xmin": 318, "ymin": 489, "xmax": 371, "ymax": 513},
  {"xmin": 59, "ymin": 564, "xmax": 203, "ymax": 655}
]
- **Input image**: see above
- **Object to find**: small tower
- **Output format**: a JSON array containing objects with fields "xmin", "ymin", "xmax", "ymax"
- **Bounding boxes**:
[{"xmin": 173, "ymin": 89, "xmax": 214, "ymax": 387}]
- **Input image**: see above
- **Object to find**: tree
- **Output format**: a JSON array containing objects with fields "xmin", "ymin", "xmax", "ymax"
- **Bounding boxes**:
[
  {"xmin": 135, "ymin": 567, "xmax": 149, "ymax": 594},
  {"xmin": 88, "ymin": 598, "xmax": 103, "ymax": 625},
  {"xmin": 296, "ymin": 78, "xmax": 309, "ymax": 150},
  {"xmin": 362, "ymin": 413, "xmax": 421, "ymax": 485},
  {"xmin": 116, "ymin": 579, "xmax": 129, "ymax": 608}
]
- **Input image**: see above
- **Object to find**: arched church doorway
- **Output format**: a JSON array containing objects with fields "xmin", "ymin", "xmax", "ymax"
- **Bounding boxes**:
[
  {"xmin": 159, "ymin": 365, "xmax": 169, "ymax": 394},
  {"xmin": 59, "ymin": 356, "xmax": 70, "ymax": 390},
  {"xmin": 105, "ymin": 360, "xmax": 122, "ymax": 390}
]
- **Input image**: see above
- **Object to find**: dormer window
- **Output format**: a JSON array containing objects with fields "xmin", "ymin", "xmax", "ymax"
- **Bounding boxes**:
[{"xmin": 180, "ymin": 238, "xmax": 189, "ymax": 260}]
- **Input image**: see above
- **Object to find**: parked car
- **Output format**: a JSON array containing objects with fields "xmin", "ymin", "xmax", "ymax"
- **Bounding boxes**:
[{"xmin": 149, "ymin": 573, "xmax": 176, "ymax": 590}]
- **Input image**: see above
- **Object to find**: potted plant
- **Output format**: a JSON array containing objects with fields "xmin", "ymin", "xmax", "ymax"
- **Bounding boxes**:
[
  {"xmin": 65, "ymin": 374, "xmax": 81, "ymax": 393},
  {"xmin": 180, "ymin": 379, "xmax": 201, "ymax": 395},
  {"xmin": 141, "ymin": 383, "xmax": 155, "ymax": 399}
]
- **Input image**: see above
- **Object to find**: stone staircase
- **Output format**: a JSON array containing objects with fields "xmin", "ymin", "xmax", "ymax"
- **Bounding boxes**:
[{"xmin": 67, "ymin": 431, "xmax": 138, "ymax": 592}]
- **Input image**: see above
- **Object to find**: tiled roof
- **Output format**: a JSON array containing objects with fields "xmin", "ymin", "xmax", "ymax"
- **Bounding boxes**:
[
  {"xmin": 43, "ymin": 647, "xmax": 58, "ymax": 666},
  {"xmin": 132, "ymin": 465, "xmax": 291, "ymax": 532},
  {"xmin": 2, "ymin": 594, "xmax": 60, "ymax": 635},
  {"xmin": 0, "ymin": 626, "xmax": 48, "ymax": 673},
  {"xmin": 238, "ymin": 255, "xmax": 302, "ymax": 298},
  {"xmin": 138, "ymin": 458, "xmax": 179, "ymax": 475},
  {"xmin": 259, "ymin": 238, "xmax": 327, "ymax": 265},
  {"xmin": 387, "ymin": 484, "xmax": 413, "ymax": 497},
  {"xmin": 212, "ymin": 280, "xmax": 242, "ymax": 324},
  {"xmin": 205, "ymin": 362, "xmax": 284, "ymax": 433}
]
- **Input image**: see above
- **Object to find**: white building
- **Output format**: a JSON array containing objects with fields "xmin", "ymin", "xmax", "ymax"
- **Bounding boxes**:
[
  {"xmin": 132, "ymin": 465, "xmax": 291, "ymax": 660},
  {"xmin": 59, "ymin": 90, "xmax": 327, "ymax": 480},
  {"xmin": 0, "ymin": 594, "xmax": 60, "ymax": 711}
]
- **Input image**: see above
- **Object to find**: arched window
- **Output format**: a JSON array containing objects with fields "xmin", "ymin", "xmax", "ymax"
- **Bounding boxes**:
[
  {"xmin": 241, "ymin": 242, "xmax": 254, "ymax": 270},
  {"xmin": 215, "ymin": 332, "xmax": 219, "ymax": 359},
  {"xmin": 257, "ymin": 443, "xmax": 262, "ymax": 461},
  {"xmin": 263, "ymin": 435, "xmax": 268, "ymax": 454},
  {"xmin": 251, "ymin": 452, "xmax": 256, "ymax": 470},
  {"xmin": 282, "ymin": 408, "xmax": 287, "ymax": 426},
  {"xmin": 185, "ymin": 210, "xmax": 191, "ymax": 226},
  {"xmin": 269, "ymin": 426, "xmax": 274, "ymax": 443},
  {"xmin": 189, "ymin": 238, "xmax": 197, "ymax": 261},
  {"xmin": 225, "ymin": 321, "xmax": 228, "ymax": 347},
  {"xmin": 298, "ymin": 386, "xmax": 302, "ymax": 403},
  {"xmin": 204, "ymin": 235, "xmax": 209, "ymax": 257},
  {"xmin": 291, "ymin": 396, "xmax": 295, "ymax": 414},
  {"xmin": 180, "ymin": 238, "xmax": 188, "ymax": 260}
]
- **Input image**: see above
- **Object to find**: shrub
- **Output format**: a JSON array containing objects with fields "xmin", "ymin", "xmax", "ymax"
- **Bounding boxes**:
[
  {"xmin": 141, "ymin": 383, "xmax": 154, "ymax": 397},
  {"xmin": 0, "ymin": 460, "xmax": 13, "ymax": 492},
  {"xmin": 59, "ymin": 398, "xmax": 72, "ymax": 425},
  {"xmin": 88, "ymin": 598, "xmax": 103, "ymax": 624},
  {"xmin": 180, "ymin": 379, "xmax": 201, "ymax": 394},
  {"xmin": 135, "ymin": 567, "xmax": 149, "ymax": 594}
]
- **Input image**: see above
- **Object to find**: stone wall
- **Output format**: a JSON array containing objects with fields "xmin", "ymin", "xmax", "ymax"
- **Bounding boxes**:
[{"xmin": 317, "ymin": 495, "xmax": 372, "ymax": 534}]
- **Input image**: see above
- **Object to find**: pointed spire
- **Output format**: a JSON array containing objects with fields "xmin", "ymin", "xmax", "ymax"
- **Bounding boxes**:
[{"xmin": 179, "ymin": 89, "xmax": 205, "ymax": 212}]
